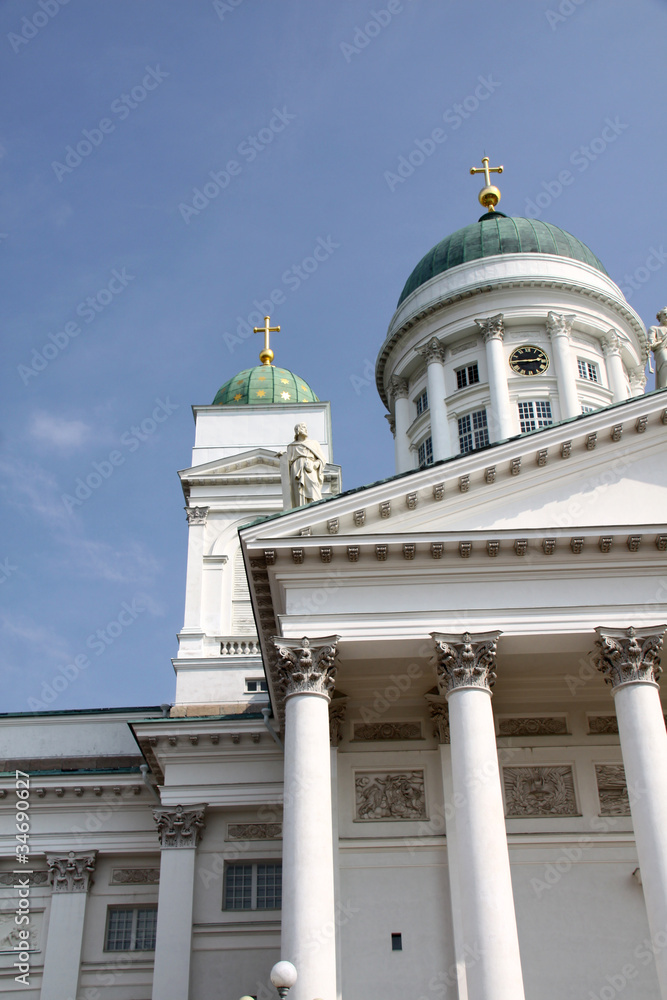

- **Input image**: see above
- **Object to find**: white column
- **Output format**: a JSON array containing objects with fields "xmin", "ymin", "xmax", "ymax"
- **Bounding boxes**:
[
  {"xmin": 595, "ymin": 626, "xmax": 667, "ymax": 999},
  {"xmin": 273, "ymin": 636, "xmax": 340, "ymax": 1000},
  {"xmin": 602, "ymin": 331, "xmax": 629, "ymax": 402},
  {"xmin": 475, "ymin": 314, "xmax": 513, "ymax": 442},
  {"xmin": 431, "ymin": 631, "xmax": 525, "ymax": 1000},
  {"xmin": 649, "ymin": 311, "xmax": 667, "ymax": 389},
  {"xmin": 182, "ymin": 507, "xmax": 209, "ymax": 632},
  {"xmin": 41, "ymin": 852, "xmax": 96, "ymax": 1000},
  {"xmin": 389, "ymin": 376, "xmax": 413, "ymax": 473},
  {"xmin": 329, "ymin": 697, "xmax": 347, "ymax": 1000},
  {"xmin": 546, "ymin": 312, "xmax": 580, "ymax": 418},
  {"xmin": 426, "ymin": 696, "xmax": 469, "ymax": 1000},
  {"xmin": 151, "ymin": 805, "xmax": 206, "ymax": 1000},
  {"xmin": 417, "ymin": 337, "xmax": 452, "ymax": 461}
]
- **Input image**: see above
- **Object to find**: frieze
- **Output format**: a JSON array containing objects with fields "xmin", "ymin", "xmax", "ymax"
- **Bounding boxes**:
[
  {"xmin": 227, "ymin": 823, "xmax": 282, "ymax": 841},
  {"xmin": 355, "ymin": 770, "xmax": 426, "ymax": 821},
  {"xmin": 0, "ymin": 871, "xmax": 48, "ymax": 887},
  {"xmin": 110, "ymin": 868, "xmax": 160, "ymax": 885},
  {"xmin": 595, "ymin": 764, "xmax": 630, "ymax": 816},
  {"xmin": 498, "ymin": 717, "xmax": 568, "ymax": 737},
  {"xmin": 503, "ymin": 766, "xmax": 578, "ymax": 817},
  {"xmin": 353, "ymin": 723, "xmax": 422, "ymax": 742},
  {"xmin": 588, "ymin": 715, "xmax": 618, "ymax": 734}
]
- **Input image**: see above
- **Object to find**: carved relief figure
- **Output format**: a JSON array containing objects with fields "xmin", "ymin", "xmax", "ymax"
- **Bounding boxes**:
[
  {"xmin": 503, "ymin": 766, "xmax": 578, "ymax": 817},
  {"xmin": 355, "ymin": 770, "xmax": 426, "ymax": 820},
  {"xmin": 286, "ymin": 423, "xmax": 326, "ymax": 507}
]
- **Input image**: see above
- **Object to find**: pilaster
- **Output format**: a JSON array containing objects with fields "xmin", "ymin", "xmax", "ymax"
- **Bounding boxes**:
[
  {"xmin": 151, "ymin": 805, "xmax": 206, "ymax": 1000},
  {"xmin": 41, "ymin": 851, "xmax": 97, "ymax": 1000}
]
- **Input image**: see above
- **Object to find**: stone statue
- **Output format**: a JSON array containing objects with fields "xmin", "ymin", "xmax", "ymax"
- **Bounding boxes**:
[
  {"xmin": 286, "ymin": 423, "xmax": 326, "ymax": 507},
  {"xmin": 649, "ymin": 308, "xmax": 667, "ymax": 389}
]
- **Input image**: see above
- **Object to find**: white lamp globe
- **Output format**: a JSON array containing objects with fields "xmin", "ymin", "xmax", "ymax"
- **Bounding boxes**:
[{"xmin": 270, "ymin": 961, "xmax": 298, "ymax": 990}]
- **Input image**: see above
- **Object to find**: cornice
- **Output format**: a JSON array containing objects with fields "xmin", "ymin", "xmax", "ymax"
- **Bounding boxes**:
[{"xmin": 239, "ymin": 395, "xmax": 667, "ymax": 543}]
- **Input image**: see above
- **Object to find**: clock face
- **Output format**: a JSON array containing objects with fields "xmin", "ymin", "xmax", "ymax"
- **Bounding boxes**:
[{"xmin": 509, "ymin": 345, "xmax": 550, "ymax": 376}]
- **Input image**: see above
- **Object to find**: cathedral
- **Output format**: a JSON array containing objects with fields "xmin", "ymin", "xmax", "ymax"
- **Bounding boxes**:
[{"xmin": 2, "ymin": 161, "xmax": 667, "ymax": 1000}]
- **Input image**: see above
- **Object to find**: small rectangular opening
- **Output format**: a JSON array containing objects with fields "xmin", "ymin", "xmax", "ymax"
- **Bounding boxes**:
[{"xmin": 391, "ymin": 933, "xmax": 402, "ymax": 951}]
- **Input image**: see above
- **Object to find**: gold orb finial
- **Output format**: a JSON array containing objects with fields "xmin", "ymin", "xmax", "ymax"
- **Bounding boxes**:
[
  {"xmin": 470, "ymin": 155, "xmax": 504, "ymax": 212},
  {"xmin": 253, "ymin": 315, "xmax": 280, "ymax": 366}
]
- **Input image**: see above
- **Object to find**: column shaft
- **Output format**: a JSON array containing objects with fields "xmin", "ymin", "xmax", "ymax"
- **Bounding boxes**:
[
  {"xmin": 476, "ymin": 316, "xmax": 512, "ymax": 442},
  {"xmin": 614, "ymin": 682, "xmax": 667, "ymax": 996},
  {"xmin": 426, "ymin": 359, "xmax": 451, "ymax": 461},
  {"xmin": 547, "ymin": 313, "xmax": 580, "ymax": 418},
  {"xmin": 448, "ymin": 687, "xmax": 525, "ymax": 1000},
  {"xmin": 282, "ymin": 692, "xmax": 337, "ymax": 1000},
  {"xmin": 152, "ymin": 848, "xmax": 197, "ymax": 1000},
  {"xmin": 41, "ymin": 893, "xmax": 88, "ymax": 1000},
  {"xmin": 393, "ymin": 393, "xmax": 413, "ymax": 473}
]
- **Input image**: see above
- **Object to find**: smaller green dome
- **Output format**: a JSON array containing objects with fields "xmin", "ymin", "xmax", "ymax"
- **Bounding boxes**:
[{"xmin": 213, "ymin": 366, "xmax": 319, "ymax": 406}]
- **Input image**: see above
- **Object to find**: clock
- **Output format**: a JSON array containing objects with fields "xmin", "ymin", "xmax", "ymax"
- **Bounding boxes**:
[{"xmin": 509, "ymin": 345, "xmax": 550, "ymax": 376}]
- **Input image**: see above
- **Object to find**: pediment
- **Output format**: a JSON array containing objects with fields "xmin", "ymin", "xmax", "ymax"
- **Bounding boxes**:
[
  {"xmin": 241, "ymin": 393, "xmax": 667, "ymax": 542},
  {"xmin": 179, "ymin": 448, "xmax": 282, "ymax": 483}
]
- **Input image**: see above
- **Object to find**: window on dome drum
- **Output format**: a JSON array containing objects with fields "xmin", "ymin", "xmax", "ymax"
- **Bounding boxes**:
[
  {"xmin": 458, "ymin": 409, "xmax": 489, "ymax": 454},
  {"xmin": 581, "ymin": 404, "xmax": 595, "ymax": 414},
  {"xmin": 245, "ymin": 678, "xmax": 268, "ymax": 693},
  {"xmin": 224, "ymin": 863, "xmax": 282, "ymax": 910},
  {"xmin": 456, "ymin": 362, "xmax": 480, "ymax": 390},
  {"xmin": 518, "ymin": 401, "xmax": 553, "ymax": 433},
  {"xmin": 105, "ymin": 907, "xmax": 157, "ymax": 951},
  {"xmin": 418, "ymin": 436, "xmax": 433, "ymax": 468},
  {"xmin": 415, "ymin": 389, "xmax": 428, "ymax": 416},
  {"xmin": 577, "ymin": 358, "xmax": 599, "ymax": 383}
]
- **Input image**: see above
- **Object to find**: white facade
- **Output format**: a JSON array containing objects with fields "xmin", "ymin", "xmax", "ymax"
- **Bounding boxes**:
[{"xmin": 2, "ymin": 218, "xmax": 667, "ymax": 1000}]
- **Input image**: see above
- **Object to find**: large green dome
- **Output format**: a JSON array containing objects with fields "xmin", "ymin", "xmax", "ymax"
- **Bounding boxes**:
[
  {"xmin": 397, "ymin": 214, "xmax": 608, "ymax": 307},
  {"xmin": 213, "ymin": 365, "xmax": 319, "ymax": 406}
]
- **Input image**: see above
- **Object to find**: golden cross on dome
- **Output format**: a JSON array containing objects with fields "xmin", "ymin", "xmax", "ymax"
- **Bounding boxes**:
[
  {"xmin": 470, "ymin": 155, "xmax": 504, "ymax": 211},
  {"xmin": 253, "ymin": 315, "xmax": 280, "ymax": 366}
]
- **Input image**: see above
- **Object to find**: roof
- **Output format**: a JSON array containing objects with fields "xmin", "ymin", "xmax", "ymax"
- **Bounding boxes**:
[
  {"xmin": 213, "ymin": 365, "xmax": 319, "ymax": 405},
  {"xmin": 397, "ymin": 214, "xmax": 608, "ymax": 306}
]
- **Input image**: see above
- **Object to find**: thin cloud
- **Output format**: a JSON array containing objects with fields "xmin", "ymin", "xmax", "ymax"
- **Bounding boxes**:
[{"xmin": 29, "ymin": 411, "xmax": 91, "ymax": 450}]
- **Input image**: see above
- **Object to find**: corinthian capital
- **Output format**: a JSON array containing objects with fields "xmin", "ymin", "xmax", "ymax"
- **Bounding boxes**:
[
  {"xmin": 272, "ymin": 635, "xmax": 340, "ymax": 699},
  {"xmin": 185, "ymin": 506, "xmax": 209, "ymax": 525},
  {"xmin": 153, "ymin": 804, "xmax": 206, "ymax": 848},
  {"xmin": 594, "ymin": 626, "xmax": 666, "ymax": 689},
  {"xmin": 602, "ymin": 330, "xmax": 621, "ymax": 357},
  {"xmin": 546, "ymin": 312, "xmax": 575, "ymax": 340},
  {"xmin": 431, "ymin": 630, "xmax": 502, "ymax": 695},
  {"xmin": 475, "ymin": 313, "xmax": 505, "ymax": 343},
  {"xmin": 388, "ymin": 375, "xmax": 409, "ymax": 400},
  {"xmin": 47, "ymin": 851, "xmax": 97, "ymax": 893},
  {"xmin": 416, "ymin": 337, "xmax": 446, "ymax": 365}
]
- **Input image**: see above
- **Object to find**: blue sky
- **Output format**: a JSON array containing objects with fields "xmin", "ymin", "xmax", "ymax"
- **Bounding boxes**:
[{"xmin": 2, "ymin": 0, "xmax": 666, "ymax": 712}]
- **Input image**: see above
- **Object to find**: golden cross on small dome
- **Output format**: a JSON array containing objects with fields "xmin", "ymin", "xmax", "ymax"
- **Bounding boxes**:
[
  {"xmin": 253, "ymin": 315, "xmax": 280, "ymax": 366},
  {"xmin": 470, "ymin": 155, "xmax": 504, "ymax": 211}
]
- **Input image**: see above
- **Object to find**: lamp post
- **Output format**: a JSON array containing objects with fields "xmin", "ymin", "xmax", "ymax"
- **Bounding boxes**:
[{"xmin": 270, "ymin": 961, "xmax": 298, "ymax": 1000}]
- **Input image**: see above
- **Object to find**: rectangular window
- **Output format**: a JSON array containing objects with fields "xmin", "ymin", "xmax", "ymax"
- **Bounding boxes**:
[
  {"xmin": 577, "ymin": 358, "xmax": 599, "ymax": 383},
  {"xmin": 456, "ymin": 363, "xmax": 480, "ymax": 390},
  {"xmin": 105, "ymin": 907, "xmax": 157, "ymax": 951},
  {"xmin": 458, "ymin": 409, "xmax": 489, "ymax": 454},
  {"xmin": 518, "ymin": 400, "xmax": 553, "ymax": 433},
  {"xmin": 415, "ymin": 389, "xmax": 428, "ymax": 416},
  {"xmin": 245, "ymin": 678, "xmax": 268, "ymax": 693},
  {"xmin": 417, "ymin": 436, "xmax": 433, "ymax": 467},
  {"xmin": 581, "ymin": 404, "xmax": 595, "ymax": 414},
  {"xmin": 224, "ymin": 863, "xmax": 282, "ymax": 910}
]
